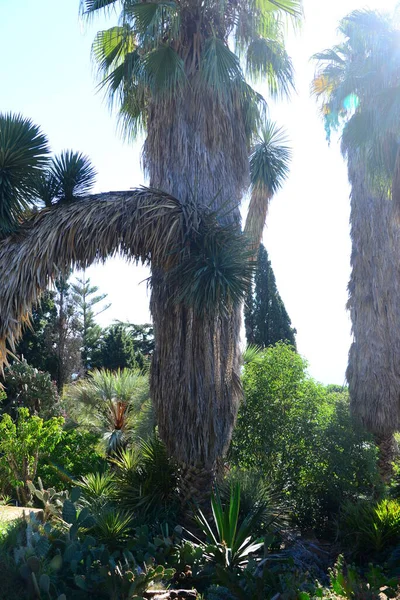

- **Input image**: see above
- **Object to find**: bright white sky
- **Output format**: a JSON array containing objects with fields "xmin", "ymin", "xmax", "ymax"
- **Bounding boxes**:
[{"xmin": 1, "ymin": 0, "xmax": 397, "ymax": 384}]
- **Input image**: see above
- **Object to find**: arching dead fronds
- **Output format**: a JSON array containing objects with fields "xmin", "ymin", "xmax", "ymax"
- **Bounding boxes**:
[{"xmin": 0, "ymin": 188, "xmax": 201, "ymax": 367}]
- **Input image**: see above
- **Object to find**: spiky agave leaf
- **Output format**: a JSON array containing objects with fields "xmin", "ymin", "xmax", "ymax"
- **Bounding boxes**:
[{"xmin": 0, "ymin": 113, "xmax": 49, "ymax": 236}]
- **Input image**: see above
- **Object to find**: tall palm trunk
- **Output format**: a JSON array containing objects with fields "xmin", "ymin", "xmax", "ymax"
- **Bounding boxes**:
[
  {"xmin": 146, "ymin": 91, "xmax": 249, "ymax": 503},
  {"xmin": 346, "ymin": 152, "xmax": 400, "ymax": 481}
]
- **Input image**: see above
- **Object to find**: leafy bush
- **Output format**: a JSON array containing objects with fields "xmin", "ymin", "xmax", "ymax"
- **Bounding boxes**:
[
  {"xmin": 337, "ymin": 499, "xmax": 400, "ymax": 560},
  {"xmin": 300, "ymin": 555, "xmax": 397, "ymax": 600},
  {"xmin": 37, "ymin": 428, "xmax": 106, "ymax": 490},
  {"xmin": 231, "ymin": 343, "xmax": 379, "ymax": 531},
  {"xmin": 0, "ymin": 408, "xmax": 63, "ymax": 504},
  {"xmin": 1, "ymin": 359, "xmax": 60, "ymax": 419}
]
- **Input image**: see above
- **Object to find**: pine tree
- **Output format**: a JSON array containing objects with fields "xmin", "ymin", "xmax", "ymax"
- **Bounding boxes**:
[
  {"xmin": 94, "ymin": 324, "xmax": 137, "ymax": 371},
  {"xmin": 71, "ymin": 272, "xmax": 110, "ymax": 371},
  {"xmin": 245, "ymin": 244, "xmax": 296, "ymax": 348},
  {"xmin": 54, "ymin": 275, "xmax": 82, "ymax": 390}
]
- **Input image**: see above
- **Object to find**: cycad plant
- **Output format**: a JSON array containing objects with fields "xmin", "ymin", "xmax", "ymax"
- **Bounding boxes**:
[
  {"xmin": 0, "ymin": 0, "xmax": 299, "ymax": 502},
  {"xmin": 313, "ymin": 8, "xmax": 400, "ymax": 480},
  {"xmin": 64, "ymin": 368, "xmax": 151, "ymax": 455},
  {"xmin": 112, "ymin": 436, "xmax": 179, "ymax": 522}
]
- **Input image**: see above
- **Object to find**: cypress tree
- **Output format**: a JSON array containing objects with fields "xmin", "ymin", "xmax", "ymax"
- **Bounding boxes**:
[{"xmin": 245, "ymin": 244, "xmax": 296, "ymax": 348}]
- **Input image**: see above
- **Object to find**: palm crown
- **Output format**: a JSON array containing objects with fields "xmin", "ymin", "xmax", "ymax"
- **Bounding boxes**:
[
  {"xmin": 312, "ymin": 9, "xmax": 400, "ymax": 195},
  {"xmin": 82, "ymin": 0, "xmax": 301, "ymax": 144}
]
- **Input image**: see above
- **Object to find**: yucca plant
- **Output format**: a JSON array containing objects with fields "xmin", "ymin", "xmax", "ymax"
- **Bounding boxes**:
[
  {"xmin": 189, "ymin": 483, "xmax": 264, "ymax": 570},
  {"xmin": 337, "ymin": 499, "xmax": 400, "ymax": 559},
  {"xmin": 91, "ymin": 507, "xmax": 134, "ymax": 549},
  {"xmin": 33, "ymin": 149, "xmax": 96, "ymax": 206},
  {"xmin": 0, "ymin": 113, "xmax": 49, "ymax": 236}
]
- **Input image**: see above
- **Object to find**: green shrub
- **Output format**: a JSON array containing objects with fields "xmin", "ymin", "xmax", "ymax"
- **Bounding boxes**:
[
  {"xmin": 300, "ymin": 555, "xmax": 397, "ymax": 600},
  {"xmin": 231, "ymin": 343, "xmax": 379, "ymax": 531},
  {"xmin": 1, "ymin": 359, "xmax": 60, "ymax": 419},
  {"xmin": 337, "ymin": 499, "xmax": 400, "ymax": 559},
  {"xmin": 37, "ymin": 428, "xmax": 106, "ymax": 490},
  {"xmin": 0, "ymin": 408, "xmax": 63, "ymax": 504}
]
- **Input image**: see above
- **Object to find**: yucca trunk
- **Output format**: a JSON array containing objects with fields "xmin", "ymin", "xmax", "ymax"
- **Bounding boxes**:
[
  {"xmin": 347, "ymin": 152, "xmax": 400, "ymax": 481},
  {"xmin": 146, "ymin": 91, "xmax": 249, "ymax": 503},
  {"xmin": 244, "ymin": 185, "xmax": 271, "ymax": 258}
]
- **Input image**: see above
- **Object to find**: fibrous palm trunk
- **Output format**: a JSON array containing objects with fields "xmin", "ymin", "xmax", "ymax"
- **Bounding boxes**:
[
  {"xmin": 146, "ymin": 91, "xmax": 249, "ymax": 503},
  {"xmin": 347, "ymin": 152, "xmax": 400, "ymax": 481}
]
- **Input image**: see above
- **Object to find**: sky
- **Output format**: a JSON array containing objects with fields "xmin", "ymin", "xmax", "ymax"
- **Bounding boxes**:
[{"xmin": 1, "ymin": 0, "xmax": 397, "ymax": 384}]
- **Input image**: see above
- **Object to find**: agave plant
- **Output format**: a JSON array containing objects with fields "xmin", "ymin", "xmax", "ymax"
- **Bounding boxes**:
[
  {"xmin": 79, "ymin": 471, "xmax": 117, "ymax": 511},
  {"xmin": 189, "ymin": 482, "xmax": 264, "ymax": 570}
]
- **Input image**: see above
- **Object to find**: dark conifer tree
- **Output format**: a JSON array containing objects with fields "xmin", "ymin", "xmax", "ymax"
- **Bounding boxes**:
[{"xmin": 245, "ymin": 244, "xmax": 296, "ymax": 348}]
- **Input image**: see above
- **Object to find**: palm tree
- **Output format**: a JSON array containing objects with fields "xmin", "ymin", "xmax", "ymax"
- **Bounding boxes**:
[
  {"xmin": 82, "ymin": 0, "xmax": 300, "ymax": 501},
  {"xmin": 0, "ymin": 0, "xmax": 299, "ymax": 501},
  {"xmin": 313, "ymin": 8, "xmax": 400, "ymax": 480},
  {"xmin": 0, "ymin": 113, "xmax": 49, "ymax": 236},
  {"xmin": 64, "ymin": 368, "xmax": 151, "ymax": 455}
]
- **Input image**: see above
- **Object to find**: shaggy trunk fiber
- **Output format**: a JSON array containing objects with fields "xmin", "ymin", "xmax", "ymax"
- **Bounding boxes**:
[
  {"xmin": 375, "ymin": 432, "xmax": 396, "ymax": 483},
  {"xmin": 146, "ymin": 90, "xmax": 249, "ymax": 503},
  {"xmin": 347, "ymin": 152, "xmax": 400, "ymax": 482}
]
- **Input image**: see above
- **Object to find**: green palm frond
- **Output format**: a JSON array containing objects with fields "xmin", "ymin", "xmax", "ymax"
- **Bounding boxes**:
[
  {"xmin": 92, "ymin": 25, "xmax": 137, "ymax": 75},
  {"xmin": 261, "ymin": 0, "xmax": 303, "ymax": 18},
  {"xmin": 118, "ymin": 89, "xmax": 148, "ymax": 139},
  {"xmin": 51, "ymin": 150, "xmax": 96, "ymax": 202},
  {"xmin": 80, "ymin": 0, "xmax": 118, "ymax": 18},
  {"xmin": 125, "ymin": 2, "xmax": 180, "ymax": 41},
  {"xmin": 200, "ymin": 38, "xmax": 242, "ymax": 94},
  {"xmin": 143, "ymin": 44, "xmax": 186, "ymax": 96},
  {"xmin": 0, "ymin": 113, "xmax": 49, "ymax": 236},
  {"xmin": 242, "ymin": 344, "xmax": 263, "ymax": 365},
  {"xmin": 246, "ymin": 37, "xmax": 294, "ymax": 96}
]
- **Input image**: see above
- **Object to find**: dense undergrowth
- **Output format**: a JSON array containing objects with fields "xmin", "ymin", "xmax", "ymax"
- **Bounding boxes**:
[{"xmin": 0, "ymin": 344, "xmax": 399, "ymax": 599}]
